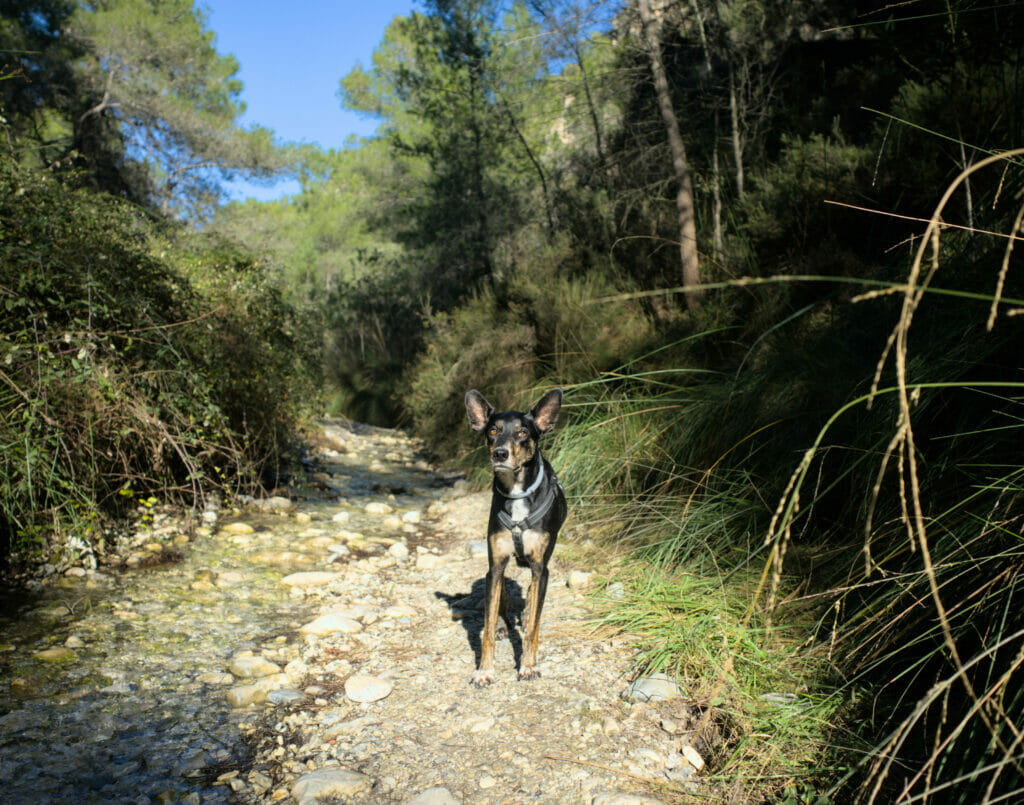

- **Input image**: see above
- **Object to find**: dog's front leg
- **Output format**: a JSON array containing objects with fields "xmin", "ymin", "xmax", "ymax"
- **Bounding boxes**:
[
  {"xmin": 519, "ymin": 557, "xmax": 550, "ymax": 680},
  {"xmin": 473, "ymin": 553, "xmax": 509, "ymax": 686}
]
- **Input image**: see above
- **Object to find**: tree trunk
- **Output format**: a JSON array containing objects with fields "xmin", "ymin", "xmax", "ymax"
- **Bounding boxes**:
[
  {"xmin": 637, "ymin": 0, "xmax": 702, "ymax": 310},
  {"xmin": 730, "ymin": 66, "xmax": 745, "ymax": 198}
]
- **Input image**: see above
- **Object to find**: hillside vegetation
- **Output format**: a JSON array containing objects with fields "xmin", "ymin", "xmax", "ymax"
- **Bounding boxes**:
[
  {"xmin": 0, "ymin": 0, "xmax": 317, "ymax": 567},
  {"xmin": 213, "ymin": 1, "xmax": 1024, "ymax": 800}
]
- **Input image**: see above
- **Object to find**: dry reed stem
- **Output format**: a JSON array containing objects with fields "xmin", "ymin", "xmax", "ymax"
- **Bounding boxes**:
[{"xmin": 860, "ymin": 147, "xmax": 1024, "ymax": 801}]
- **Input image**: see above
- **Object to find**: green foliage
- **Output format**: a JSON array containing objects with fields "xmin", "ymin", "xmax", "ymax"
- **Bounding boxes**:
[
  {"xmin": 406, "ymin": 246, "xmax": 653, "ymax": 458},
  {"xmin": 0, "ymin": 154, "xmax": 315, "ymax": 564}
]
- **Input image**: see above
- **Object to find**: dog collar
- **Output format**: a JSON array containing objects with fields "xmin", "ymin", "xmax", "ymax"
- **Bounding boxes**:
[{"xmin": 493, "ymin": 460, "xmax": 545, "ymax": 500}]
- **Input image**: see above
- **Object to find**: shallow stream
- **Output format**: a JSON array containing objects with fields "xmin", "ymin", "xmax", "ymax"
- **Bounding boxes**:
[{"xmin": 0, "ymin": 421, "xmax": 448, "ymax": 803}]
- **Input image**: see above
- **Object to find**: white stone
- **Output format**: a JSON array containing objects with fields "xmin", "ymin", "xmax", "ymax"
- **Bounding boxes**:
[
  {"xmin": 388, "ymin": 542, "xmax": 410, "ymax": 560},
  {"xmin": 365, "ymin": 502, "xmax": 393, "ymax": 515},
  {"xmin": 567, "ymin": 570, "xmax": 592, "ymax": 589},
  {"xmin": 344, "ymin": 674, "xmax": 393, "ymax": 703},
  {"xmin": 299, "ymin": 613, "xmax": 363, "ymax": 637}
]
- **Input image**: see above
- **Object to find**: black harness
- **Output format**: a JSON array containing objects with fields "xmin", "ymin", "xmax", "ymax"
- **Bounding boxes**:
[{"xmin": 494, "ymin": 459, "xmax": 562, "ymax": 560}]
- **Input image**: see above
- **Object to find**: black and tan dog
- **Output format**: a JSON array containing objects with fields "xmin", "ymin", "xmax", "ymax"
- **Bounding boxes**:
[{"xmin": 464, "ymin": 388, "xmax": 567, "ymax": 686}]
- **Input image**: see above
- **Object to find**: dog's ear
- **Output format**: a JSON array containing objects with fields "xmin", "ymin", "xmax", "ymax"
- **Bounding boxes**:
[
  {"xmin": 530, "ymin": 388, "xmax": 562, "ymax": 433},
  {"xmin": 465, "ymin": 389, "xmax": 494, "ymax": 432}
]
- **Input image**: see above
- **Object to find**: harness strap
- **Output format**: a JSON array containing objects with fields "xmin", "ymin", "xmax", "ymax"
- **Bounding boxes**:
[{"xmin": 495, "ymin": 471, "xmax": 562, "ymax": 559}]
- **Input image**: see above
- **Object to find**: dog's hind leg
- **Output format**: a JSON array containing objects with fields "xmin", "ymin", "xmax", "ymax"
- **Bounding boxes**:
[
  {"xmin": 473, "ymin": 555, "xmax": 508, "ymax": 687},
  {"xmin": 519, "ymin": 558, "xmax": 550, "ymax": 681}
]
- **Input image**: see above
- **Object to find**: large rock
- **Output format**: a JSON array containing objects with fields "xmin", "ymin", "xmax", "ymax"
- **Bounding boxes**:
[
  {"xmin": 291, "ymin": 768, "xmax": 372, "ymax": 802},
  {"xmin": 280, "ymin": 571, "xmax": 342, "ymax": 588}
]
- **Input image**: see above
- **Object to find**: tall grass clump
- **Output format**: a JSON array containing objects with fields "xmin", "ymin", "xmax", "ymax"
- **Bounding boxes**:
[
  {"xmin": 0, "ymin": 157, "xmax": 316, "ymax": 569},
  {"xmin": 763, "ymin": 150, "xmax": 1024, "ymax": 803}
]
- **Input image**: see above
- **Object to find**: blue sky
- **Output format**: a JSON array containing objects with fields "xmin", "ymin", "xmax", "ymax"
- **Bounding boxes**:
[{"xmin": 204, "ymin": 0, "xmax": 417, "ymax": 201}]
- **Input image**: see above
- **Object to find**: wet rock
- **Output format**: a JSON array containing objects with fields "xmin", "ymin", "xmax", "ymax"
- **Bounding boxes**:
[
  {"xmin": 198, "ymin": 671, "xmax": 235, "ymax": 685},
  {"xmin": 299, "ymin": 612, "xmax": 363, "ymax": 637},
  {"xmin": 220, "ymin": 522, "xmax": 255, "ymax": 534},
  {"xmin": 267, "ymin": 688, "xmax": 305, "ymax": 705},
  {"xmin": 64, "ymin": 634, "xmax": 86, "ymax": 648},
  {"xmin": 402, "ymin": 510, "xmax": 422, "ymax": 524},
  {"xmin": 365, "ymin": 501, "xmax": 393, "ymax": 515},
  {"xmin": 344, "ymin": 674, "xmax": 393, "ymax": 703},
  {"xmin": 331, "ymin": 511, "xmax": 351, "ymax": 523},
  {"xmin": 33, "ymin": 646, "xmax": 75, "ymax": 661},
  {"xmin": 226, "ymin": 683, "xmax": 268, "ymax": 707},
  {"xmin": 229, "ymin": 654, "xmax": 282, "ymax": 679},
  {"xmin": 291, "ymin": 768, "xmax": 372, "ymax": 802},
  {"xmin": 621, "ymin": 673, "xmax": 683, "ymax": 703},
  {"xmin": 408, "ymin": 786, "xmax": 462, "ymax": 805},
  {"xmin": 244, "ymin": 495, "xmax": 295, "ymax": 513},
  {"xmin": 280, "ymin": 571, "xmax": 342, "ymax": 588}
]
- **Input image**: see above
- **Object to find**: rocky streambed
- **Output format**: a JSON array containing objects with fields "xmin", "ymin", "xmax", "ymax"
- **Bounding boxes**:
[{"xmin": 0, "ymin": 420, "xmax": 710, "ymax": 804}]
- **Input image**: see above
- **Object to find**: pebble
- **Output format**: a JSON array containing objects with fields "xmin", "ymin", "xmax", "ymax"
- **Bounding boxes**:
[
  {"xmin": 479, "ymin": 775, "xmax": 497, "ymax": 789},
  {"xmin": 681, "ymin": 744, "xmax": 705, "ymax": 771},
  {"xmin": 64, "ymin": 635, "xmax": 86, "ymax": 648},
  {"xmin": 402, "ymin": 510, "xmax": 422, "ymax": 524},
  {"xmin": 567, "ymin": 570, "xmax": 592, "ymax": 589},
  {"xmin": 466, "ymin": 540, "xmax": 488, "ymax": 559},
  {"xmin": 365, "ymin": 502, "xmax": 393, "ymax": 515},
  {"xmin": 407, "ymin": 786, "xmax": 462, "ymax": 805},
  {"xmin": 388, "ymin": 542, "xmax": 410, "ymax": 560},
  {"xmin": 291, "ymin": 768, "xmax": 372, "ymax": 802},
  {"xmin": 331, "ymin": 511, "xmax": 351, "ymax": 522},
  {"xmin": 621, "ymin": 673, "xmax": 683, "ymax": 703},
  {"xmin": 385, "ymin": 604, "xmax": 418, "ymax": 618},
  {"xmin": 344, "ymin": 674, "xmax": 393, "ymax": 703}
]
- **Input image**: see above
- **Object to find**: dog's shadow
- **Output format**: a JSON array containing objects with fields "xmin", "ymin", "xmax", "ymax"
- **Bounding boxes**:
[{"xmin": 436, "ymin": 577, "xmax": 526, "ymax": 671}]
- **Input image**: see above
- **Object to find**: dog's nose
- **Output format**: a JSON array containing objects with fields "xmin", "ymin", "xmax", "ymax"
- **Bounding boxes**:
[{"xmin": 492, "ymin": 447, "xmax": 509, "ymax": 462}]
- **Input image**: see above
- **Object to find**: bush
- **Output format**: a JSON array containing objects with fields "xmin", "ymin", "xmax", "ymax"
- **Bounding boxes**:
[{"xmin": 0, "ymin": 156, "xmax": 316, "ymax": 566}]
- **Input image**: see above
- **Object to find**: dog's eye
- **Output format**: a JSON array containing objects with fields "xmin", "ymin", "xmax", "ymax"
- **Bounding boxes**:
[
  {"xmin": 517, "ymin": 429, "xmax": 529, "ymax": 439},
  {"xmin": 487, "ymin": 427, "xmax": 497, "ymax": 437}
]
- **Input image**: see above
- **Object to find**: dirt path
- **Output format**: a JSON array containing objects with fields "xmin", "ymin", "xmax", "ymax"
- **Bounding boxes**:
[{"xmin": 230, "ymin": 422, "xmax": 703, "ymax": 804}]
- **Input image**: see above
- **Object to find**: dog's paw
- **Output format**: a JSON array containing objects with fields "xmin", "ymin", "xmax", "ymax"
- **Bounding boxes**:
[
  {"xmin": 518, "ymin": 667, "xmax": 541, "ymax": 681},
  {"xmin": 471, "ymin": 669, "xmax": 495, "ymax": 687}
]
